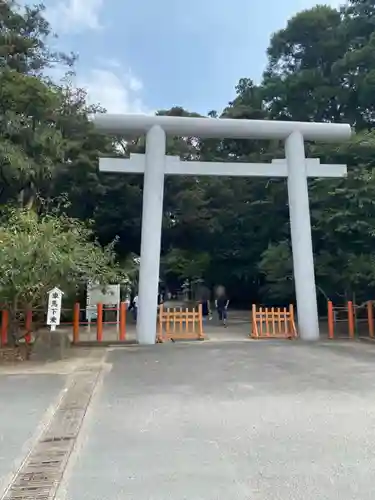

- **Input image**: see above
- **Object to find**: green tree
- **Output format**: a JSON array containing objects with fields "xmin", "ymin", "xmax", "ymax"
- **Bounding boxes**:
[
  {"xmin": 0, "ymin": 69, "xmax": 64, "ymax": 209},
  {"xmin": 259, "ymin": 132, "xmax": 375, "ymax": 303},
  {"xmin": 0, "ymin": 0, "xmax": 74, "ymax": 74},
  {"xmin": 255, "ymin": 0, "xmax": 375, "ymax": 304},
  {"xmin": 0, "ymin": 209, "xmax": 124, "ymax": 343},
  {"xmin": 4, "ymin": 0, "xmax": 375, "ymax": 313},
  {"xmin": 263, "ymin": 5, "xmax": 346, "ymax": 122},
  {"xmin": 161, "ymin": 248, "xmax": 211, "ymax": 283}
]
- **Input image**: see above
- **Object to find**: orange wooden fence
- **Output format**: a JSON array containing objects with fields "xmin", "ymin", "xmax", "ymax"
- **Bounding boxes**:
[
  {"xmin": 0, "ymin": 302, "xmax": 128, "ymax": 346},
  {"xmin": 1, "ymin": 309, "xmax": 33, "ymax": 346},
  {"xmin": 71, "ymin": 302, "xmax": 128, "ymax": 343},
  {"xmin": 251, "ymin": 304, "xmax": 297, "ymax": 339},
  {"xmin": 157, "ymin": 304, "xmax": 204, "ymax": 342},
  {"xmin": 328, "ymin": 300, "xmax": 374, "ymax": 339}
]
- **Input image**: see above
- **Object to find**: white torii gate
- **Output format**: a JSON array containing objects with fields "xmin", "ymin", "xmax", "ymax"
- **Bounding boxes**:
[{"xmin": 92, "ymin": 114, "xmax": 352, "ymax": 344}]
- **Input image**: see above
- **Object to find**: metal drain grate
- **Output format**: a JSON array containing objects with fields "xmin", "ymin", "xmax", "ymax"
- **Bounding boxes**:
[
  {"xmin": 2, "ymin": 371, "xmax": 101, "ymax": 500},
  {"xmin": 43, "ymin": 409, "xmax": 86, "ymax": 442}
]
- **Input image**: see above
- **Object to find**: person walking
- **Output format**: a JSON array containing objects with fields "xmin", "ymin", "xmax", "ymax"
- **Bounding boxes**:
[
  {"xmin": 131, "ymin": 293, "xmax": 138, "ymax": 322},
  {"xmin": 201, "ymin": 297, "xmax": 212, "ymax": 322},
  {"xmin": 215, "ymin": 286, "xmax": 229, "ymax": 327},
  {"xmin": 198, "ymin": 286, "xmax": 212, "ymax": 322}
]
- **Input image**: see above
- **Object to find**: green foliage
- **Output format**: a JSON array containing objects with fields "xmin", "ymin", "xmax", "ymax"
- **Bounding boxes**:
[
  {"xmin": 0, "ymin": 69, "xmax": 64, "ymax": 208},
  {"xmin": 258, "ymin": 241, "xmax": 294, "ymax": 300},
  {"xmin": 0, "ymin": 209, "xmax": 124, "ymax": 313},
  {"xmin": 2, "ymin": 0, "xmax": 375, "ymax": 312},
  {"xmin": 162, "ymin": 248, "xmax": 211, "ymax": 281},
  {"xmin": 0, "ymin": 0, "xmax": 74, "ymax": 74}
]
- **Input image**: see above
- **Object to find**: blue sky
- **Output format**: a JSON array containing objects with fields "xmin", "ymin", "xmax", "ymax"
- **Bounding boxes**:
[{"xmin": 43, "ymin": 0, "xmax": 341, "ymax": 115}]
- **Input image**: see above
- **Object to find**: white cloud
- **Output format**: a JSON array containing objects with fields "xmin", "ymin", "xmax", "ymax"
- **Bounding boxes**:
[
  {"xmin": 76, "ymin": 66, "xmax": 149, "ymax": 114},
  {"xmin": 47, "ymin": 0, "xmax": 104, "ymax": 32},
  {"xmin": 47, "ymin": 57, "xmax": 149, "ymax": 115},
  {"xmin": 94, "ymin": 60, "xmax": 143, "ymax": 93}
]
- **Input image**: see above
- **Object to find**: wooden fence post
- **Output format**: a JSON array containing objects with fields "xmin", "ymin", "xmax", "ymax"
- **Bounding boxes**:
[
  {"xmin": 73, "ymin": 303, "xmax": 80, "ymax": 344},
  {"xmin": 251, "ymin": 304, "xmax": 257, "ymax": 338},
  {"xmin": 119, "ymin": 302, "xmax": 126, "ymax": 341},
  {"xmin": 347, "ymin": 301, "xmax": 355, "ymax": 339},
  {"xmin": 96, "ymin": 303, "xmax": 103, "ymax": 342},
  {"xmin": 328, "ymin": 301, "xmax": 334, "ymax": 339},
  {"xmin": 367, "ymin": 301, "xmax": 374, "ymax": 338},
  {"xmin": 1, "ymin": 310, "xmax": 8, "ymax": 346},
  {"xmin": 25, "ymin": 309, "xmax": 32, "ymax": 344},
  {"xmin": 157, "ymin": 305, "xmax": 164, "ymax": 342},
  {"xmin": 198, "ymin": 303, "xmax": 203, "ymax": 339}
]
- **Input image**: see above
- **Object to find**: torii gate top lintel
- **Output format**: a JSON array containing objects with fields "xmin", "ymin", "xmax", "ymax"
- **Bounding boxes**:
[{"xmin": 92, "ymin": 113, "xmax": 352, "ymax": 142}]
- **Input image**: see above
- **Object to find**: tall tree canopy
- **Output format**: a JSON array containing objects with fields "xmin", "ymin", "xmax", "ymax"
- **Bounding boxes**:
[{"xmin": 2, "ymin": 0, "xmax": 375, "ymax": 309}]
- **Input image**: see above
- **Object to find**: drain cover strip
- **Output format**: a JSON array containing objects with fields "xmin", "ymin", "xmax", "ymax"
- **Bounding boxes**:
[{"xmin": 2, "ymin": 369, "xmax": 101, "ymax": 500}]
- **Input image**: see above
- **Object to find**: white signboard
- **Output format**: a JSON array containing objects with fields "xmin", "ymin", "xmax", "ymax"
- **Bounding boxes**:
[
  {"xmin": 86, "ymin": 283, "xmax": 120, "ymax": 320},
  {"xmin": 46, "ymin": 287, "xmax": 64, "ymax": 331}
]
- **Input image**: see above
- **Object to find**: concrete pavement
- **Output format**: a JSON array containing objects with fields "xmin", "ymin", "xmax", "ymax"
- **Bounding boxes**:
[
  {"xmin": 0, "ymin": 374, "xmax": 66, "ymax": 496},
  {"xmin": 0, "ymin": 347, "xmax": 107, "ymax": 499},
  {"xmin": 57, "ymin": 341, "xmax": 375, "ymax": 500}
]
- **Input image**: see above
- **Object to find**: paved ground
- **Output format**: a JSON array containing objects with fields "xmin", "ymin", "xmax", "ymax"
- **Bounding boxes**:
[
  {"xmin": 70, "ymin": 310, "xmax": 256, "ymax": 343},
  {"xmin": 0, "ymin": 373, "xmax": 66, "ymax": 496},
  {"xmin": 70, "ymin": 308, "xmax": 337, "ymax": 344},
  {"xmin": 57, "ymin": 341, "xmax": 375, "ymax": 500}
]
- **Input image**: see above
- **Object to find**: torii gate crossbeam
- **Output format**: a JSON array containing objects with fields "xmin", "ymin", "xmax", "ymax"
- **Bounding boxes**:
[{"xmin": 92, "ymin": 113, "xmax": 352, "ymax": 344}]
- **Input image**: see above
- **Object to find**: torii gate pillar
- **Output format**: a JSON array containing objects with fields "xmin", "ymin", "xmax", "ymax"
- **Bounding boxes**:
[
  {"xmin": 137, "ymin": 125, "xmax": 166, "ymax": 345},
  {"xmin": 92, "ymin": 114, "xmax": 352, "ymax": 344},
  {"xmin": 286, "ymin": 131, "xmax": 319, "ymax": 341}
]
